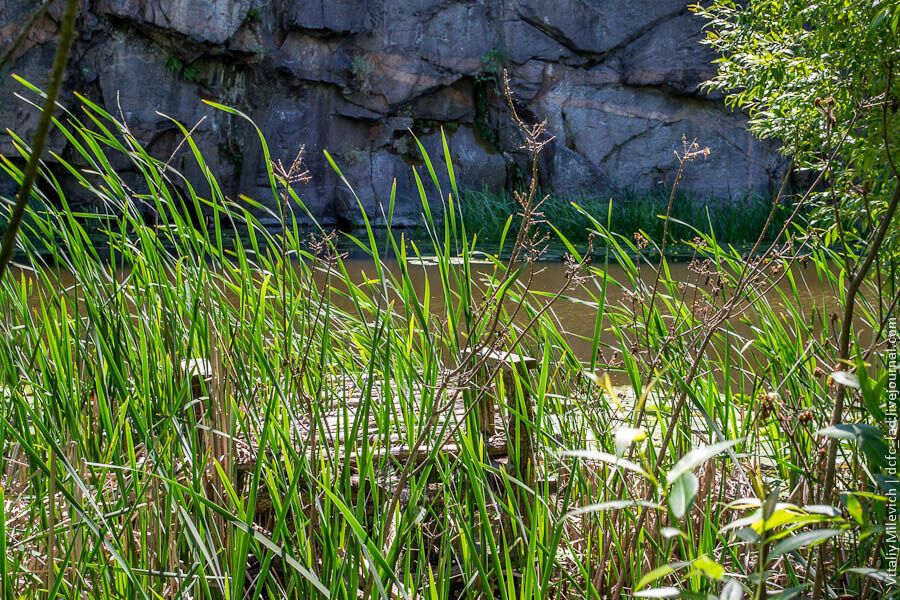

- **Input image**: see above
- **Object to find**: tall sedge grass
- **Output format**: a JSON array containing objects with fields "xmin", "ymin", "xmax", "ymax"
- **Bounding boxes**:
[
  {"xmin": 0, "ymin": 80, "xmax": 893, "ymax": 599},
  {"xmin": 459, "ymin": 189, "xmax": 787, "ymax": 251}
]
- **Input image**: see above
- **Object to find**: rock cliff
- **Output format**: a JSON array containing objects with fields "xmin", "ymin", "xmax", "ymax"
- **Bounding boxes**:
[{"xmin": 1, "ymin": 0, "xmax": 784, "ymax": 227}]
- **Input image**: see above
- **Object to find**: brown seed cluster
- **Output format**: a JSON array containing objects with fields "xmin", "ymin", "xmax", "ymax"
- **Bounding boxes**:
[
  {"xmin": 757, "ymin": 390, "xmax": 779, "ymax": 419},
  {"xmin": 633, "ymin": 231, "xmax": 649, "ymax": 250}
]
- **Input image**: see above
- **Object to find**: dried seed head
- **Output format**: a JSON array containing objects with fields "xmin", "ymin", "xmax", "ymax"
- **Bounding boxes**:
[
  {"xmin": 678, "ymin": 135, "xmax": 711, "ymax": 161},
  {"xmin": 564, "ymin": 252, "xmax": 589, "ymax": 287},
  {"xmin": 633, "ymin": 231, "xmax": 649, "ymax": 250},
  {"xmin": 273, "ymin": 145, "xmax": 311, "ymax": 186},
  {"xmin": 757, "ymin": 391, "xmax": 779, "ymax": 419}
]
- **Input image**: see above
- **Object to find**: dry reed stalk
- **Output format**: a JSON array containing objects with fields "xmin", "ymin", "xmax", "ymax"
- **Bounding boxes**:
[
  {"xmin": 208, "ymin": 317, "xmax": 233, "ymax": 584},
  {"xmin": 66, "ymin": 441, "xmax": 83, "ymax": 588},
  {"xmin": 46, "ymin": 449, "xmax": 56, "ymax": 595}
]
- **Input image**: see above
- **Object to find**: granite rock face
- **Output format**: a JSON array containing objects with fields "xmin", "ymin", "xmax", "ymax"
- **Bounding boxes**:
[{"xmin": 0, "ymin": 0, "xmax": 784, "ymax": 227}]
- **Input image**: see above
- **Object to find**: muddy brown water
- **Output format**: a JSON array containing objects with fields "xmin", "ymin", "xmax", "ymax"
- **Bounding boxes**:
[
  {"xmin": 337, "ymin": 258, "xmax": 843, "ymax": 365},
  {"xmin": 13, "ymin": 258, "xmax": 843, "ymax": 384}
]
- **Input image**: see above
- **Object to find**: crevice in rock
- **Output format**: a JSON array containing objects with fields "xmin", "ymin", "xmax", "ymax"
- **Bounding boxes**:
[
  {"xmin": 514, "ymin": 13, "xmax": 602, "ymax": 60},
  {"xmin": 515, "ymin": 3, "xmax": 689, "ymax": 66},
  {"xmin": 561, "ymin": 107, "xmax": 577, "ymax": 151},
  {"xmin": 598, "ymin": 122, "xmax": 664, "ymax": 167}
]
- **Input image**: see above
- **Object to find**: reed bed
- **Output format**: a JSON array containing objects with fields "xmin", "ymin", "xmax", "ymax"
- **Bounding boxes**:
[
  {"xmin": 459, "ymin": 189, "xmax": 785, "ymax": 250},
  {"xmin": 0, "ymin": 79, "xmax": 893, "ymax": 599}
]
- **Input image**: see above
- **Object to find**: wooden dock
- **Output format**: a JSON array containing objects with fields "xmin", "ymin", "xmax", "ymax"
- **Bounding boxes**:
[{"xmin": 182, "ymin": 348, "xmax": 542, "ymax": 512}]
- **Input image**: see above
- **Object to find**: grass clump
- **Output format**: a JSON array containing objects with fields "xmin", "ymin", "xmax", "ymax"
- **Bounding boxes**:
[{"xmin": 460, "ymin": 188, "xmax": 788, "ymax": 251}]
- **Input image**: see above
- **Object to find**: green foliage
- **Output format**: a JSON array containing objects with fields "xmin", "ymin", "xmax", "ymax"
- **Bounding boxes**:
[
  {"xmin": 472, "ymin": 78, "xmax": 500, "ymax": 149},
  {"xmin": 350, "ymin": 55, "xmax": 373, "ymax": 81},
  {"xmin": 476, "ymin": 47, "xmax": 507, "ymax": 84},
  {"xmin": 693, "ymin": 10, "xmax": 899, "ymax": 596},
  {"xmin": 164, "ymin": 55, "xmax": 201, "ymax": 83},
  {"xmin": 472, "ymin": 48, "xmax": 507, "ymax": 148},
  {"xmin": 164, "ymin": 55, "xmax": 183, "ymax": 74},
  {"xmin": 694, "ymin": 0, "xmax": 900, "ymax": 252},
  {"xmin": 460, "ymin": 188, "xmax": 786, "ymax": 250},
  {"xmin": 182, "ymin": 64, "xmax": 200, "ymax": 82},
  {"xmin": 0, "ymin": 79, "xmax": 894, "ymax": 599}
]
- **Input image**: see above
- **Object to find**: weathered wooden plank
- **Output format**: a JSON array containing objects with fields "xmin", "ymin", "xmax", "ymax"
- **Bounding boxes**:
[
  {"xmin": 464, "ymin": 347, "xmax": 539, "ymax": 371},
  {"xmin": 349, "ymin": 435, "xmax": 508, "ymax": 467}
]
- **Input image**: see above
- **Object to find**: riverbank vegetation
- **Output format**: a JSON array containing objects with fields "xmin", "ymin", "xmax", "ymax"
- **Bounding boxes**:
[
  {"xmin": 459, "ymin": 189, "xmax": 785, "ymax": 250},
  {"xmin": 0, "ymin": 1, "xmax": 897, "ymax": 599}
]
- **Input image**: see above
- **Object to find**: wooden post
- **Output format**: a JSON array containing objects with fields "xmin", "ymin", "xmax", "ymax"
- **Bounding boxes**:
[
  {"xmin": 476, "ymin": 348, "xmax": 539, "ymax": 580},
  {"xmin": 467, "ymin": 348, "xmax": 539, "ymax": 482},
  {"xmin": 182, "ymin": 351, "xmax": 230, "ymax": 593},
  {"xmin": 475, "ymin": 368, "xmax": 495, "ymax": 438},
  {"xmin": 503, "ymin": 365, "xmax": 535, "ymax": 487}
]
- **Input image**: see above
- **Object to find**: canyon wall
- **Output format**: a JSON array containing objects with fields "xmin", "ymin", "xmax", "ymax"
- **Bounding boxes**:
[{"xmin": 1, "ymin": 0, "xmax": 785, "ymax": 226}]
